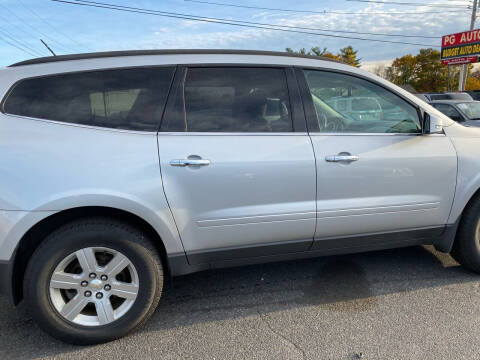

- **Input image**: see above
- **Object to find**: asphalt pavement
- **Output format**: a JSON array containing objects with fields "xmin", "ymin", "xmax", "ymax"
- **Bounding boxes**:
[{"xmin": 1, "ymin": 245, "xmax": 480, "ymax": 360}]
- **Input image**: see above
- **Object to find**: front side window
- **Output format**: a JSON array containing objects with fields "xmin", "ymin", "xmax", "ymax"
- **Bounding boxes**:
[
  {"xmin": 303, "ymin": 70, "xmax": 421, "ymax": 134},
  {"xmin": 3, "ymin": 67, "xmax": 175, "ymax": 131},
  {"xmin": 181, "ymin": 67, "xmax": 293, "ymax": 132}
]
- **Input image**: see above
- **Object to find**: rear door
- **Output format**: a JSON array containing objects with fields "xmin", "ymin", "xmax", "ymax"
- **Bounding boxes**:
[
  {"xmin": 158, "ymin": 66, "xmax": 316, "ymax": 264},
  {"xmin": 297, "ymin": 68, "xmax": 457, "ymax": 250}
]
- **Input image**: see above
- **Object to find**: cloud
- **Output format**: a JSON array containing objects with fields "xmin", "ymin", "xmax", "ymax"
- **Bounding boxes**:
[
  {"xmin": 153, "ymin": 27, "xmax": 171, "ymax": 35},
  {"xmin": 138, "ymin": 2, "xmax": 469, "ymax": 61},
  {"xmin": 361, "ymin": 59, "xmax": 393, "ymax": 73}
]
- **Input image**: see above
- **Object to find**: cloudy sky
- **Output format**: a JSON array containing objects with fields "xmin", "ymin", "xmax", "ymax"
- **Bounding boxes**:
[{"xmin": 0, "ymin": 0, "xmax": 474, "ymax": 68}]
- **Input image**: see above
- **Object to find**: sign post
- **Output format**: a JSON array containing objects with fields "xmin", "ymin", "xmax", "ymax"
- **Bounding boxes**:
[
  {"xmin": 462, "ymin": 0, "xmax": 478, "ymax": 91},
  {"xmin": 442, "ymin": 0, "xmax": 478, "ymax": 91}
]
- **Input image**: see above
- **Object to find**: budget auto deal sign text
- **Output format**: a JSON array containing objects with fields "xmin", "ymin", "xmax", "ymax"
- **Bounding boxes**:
[{"xmin": 441, "ymin": 29, "xmax": 480, "ymax": 65}]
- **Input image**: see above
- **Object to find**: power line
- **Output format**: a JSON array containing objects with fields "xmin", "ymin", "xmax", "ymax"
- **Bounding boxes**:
[
  {"xmin": 51, "ymin": 0, "xmax": 440, "ymax": 46},
  {"xmin": 0, "ymin": 27, "xmax": 45, "ymax": 57},
  {"xmin": 73, "ymin": 1, "xmax": 440, "ymax": 40},
  {"xmin": 17, "ymin": 0, "xmax": 93, "ymax": 52},
  {"xmin": 184, "ymin": 0, "xmax": 470, "ymax": 15},
  {"xmin": 345, "ymin": 0, "xmax": 471, "ymax": 8},
  {"xmin": 0, "ymin": 36, "xmax": 37, "ymax": 57},
  {"xmin": 0, "ymin": 12, "xmax": 50, "ymax": 56},
  {"xmin": 0, "ymin": 3, "xmax": 71, "ymax": 53},
  {"xmin": 327, "ymin": 9, "xmax": 469, "ymax": 14},
  {"xmin": 0, "ymin": 3, "xmax": 74, "ymax": 54}
]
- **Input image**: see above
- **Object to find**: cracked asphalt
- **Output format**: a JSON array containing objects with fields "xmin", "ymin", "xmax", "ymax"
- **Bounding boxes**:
[{"xmin": 2, "ymin": 245, "xmax": 480, "ymax": 359}]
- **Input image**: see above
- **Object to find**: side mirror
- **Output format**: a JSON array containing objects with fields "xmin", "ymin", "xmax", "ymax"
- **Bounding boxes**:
[{"xmin": 423, "ymin": 112, "xmax": 443, "ymax": 134}]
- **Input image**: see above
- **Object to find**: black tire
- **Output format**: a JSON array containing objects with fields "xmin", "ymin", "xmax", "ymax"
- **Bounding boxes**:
[
  {"xmin": 451, "ymin": 196, "xmax": 480, "ymax": 273},
  {"xmin": 24, "ymin": 218, "xmax": 163, "ymax": 345}
]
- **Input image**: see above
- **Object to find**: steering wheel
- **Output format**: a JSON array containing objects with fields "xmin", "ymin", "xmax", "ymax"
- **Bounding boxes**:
[
  {"xmin": 321, "ymin": 113, "xmax": 345, "ymax": 132},
  {"xmin": 320, "ymin": 113, "xmax": 329, "ymax": 130}
]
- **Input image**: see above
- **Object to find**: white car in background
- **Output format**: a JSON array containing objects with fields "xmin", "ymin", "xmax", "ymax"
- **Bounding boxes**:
[{"xmin": 326, "ymin": 96, "xmax": 383, "ymax": 121}]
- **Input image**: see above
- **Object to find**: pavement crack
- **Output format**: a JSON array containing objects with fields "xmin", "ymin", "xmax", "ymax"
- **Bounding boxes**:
[{"xmin": 257, "ymin": 311, "xmax": 307, "ymax": 360}]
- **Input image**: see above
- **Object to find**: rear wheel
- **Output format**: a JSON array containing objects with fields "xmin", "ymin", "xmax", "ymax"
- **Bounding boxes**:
[
  {"xmin": 451, "ymin": 197, "xmax": 480, "ymax": 273},
  {"xmin": 24, "ymin": 218, "xmax": 163, "ymax": 345}
]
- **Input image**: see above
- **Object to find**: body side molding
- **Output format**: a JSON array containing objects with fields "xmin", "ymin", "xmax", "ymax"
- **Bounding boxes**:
[{"xmin": 168, "ymin": 226, "xmax": 448, "ymax": 276}]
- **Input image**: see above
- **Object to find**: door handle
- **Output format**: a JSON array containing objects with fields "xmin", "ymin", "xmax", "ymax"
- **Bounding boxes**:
[
  {"xmin": 325, "ymin": 153, "xmax": 359, "ymax": 163},
  {"xmin": 170, "ymin": 159, "xmax": 211, "ymax": 167}
]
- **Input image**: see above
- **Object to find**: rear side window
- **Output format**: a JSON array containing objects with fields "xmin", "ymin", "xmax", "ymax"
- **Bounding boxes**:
[
  {"xmin": 3, "ymin": 67, "xmax": 175, "ymax": 131},
  {"xmin": 181, "ymin": 67, "xmax": 293, "ymax": 132}
]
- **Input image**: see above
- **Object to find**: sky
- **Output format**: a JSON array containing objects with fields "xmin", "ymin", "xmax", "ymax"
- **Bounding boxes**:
[{"xmin": 0, "ymin": 0, "xmax": 475, "ymax": 68}]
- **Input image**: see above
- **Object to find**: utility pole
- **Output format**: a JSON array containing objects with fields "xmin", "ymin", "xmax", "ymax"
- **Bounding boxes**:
[{"xmin": 459, "ymin": 0, "xmax": 478, "ymax": 91}]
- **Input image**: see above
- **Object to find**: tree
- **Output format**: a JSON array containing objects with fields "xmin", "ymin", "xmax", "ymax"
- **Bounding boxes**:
[
  {"xmin": 411, "ymin": 49, "xmax": 446, "ymax": 92},
  {"xmin": 286, "ymin": 47, "xmax": 309, "ymax": 55},
  {"xmin": 382, "ymin": 48, "xmax": 461, "ymax": 92},
  {"xmin": 470, "ymin": 68, "xmax": 480, "ymax": 81},
  {"xmin": 387, "ymin": 54, "xmax": 416, "ymax": 85},
  {"xmin": 372, "ymin": 65, "xmax": 388, "ymax": 78},
  {"xmin": 466, "ymin": 77, "xmax": 480, "ymax": 90},
  {"xmin": 309, "ymin": 46, "xmax": 328, "ymax": 56},
  {"xmin": 285, "ymin": 46, "xmax": 349, "ymax": 63},
  {"xmin": 322, "ymin": 52, "xmax": 341, "ymax": 61},
  {"xmin": 338, "ymin": 46, "xmax": 361, "ymax": 67}
]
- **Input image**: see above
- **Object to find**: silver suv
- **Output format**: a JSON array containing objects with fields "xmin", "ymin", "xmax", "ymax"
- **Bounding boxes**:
[{"xmin": 0, "ymin": 50, "xmax": 478, "ymax": 344}]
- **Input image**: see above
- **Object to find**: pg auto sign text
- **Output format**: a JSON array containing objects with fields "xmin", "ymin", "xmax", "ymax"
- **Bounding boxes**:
[{"xmin": 441, "ymin": 29, "xmax": 480, "ymax": 64}]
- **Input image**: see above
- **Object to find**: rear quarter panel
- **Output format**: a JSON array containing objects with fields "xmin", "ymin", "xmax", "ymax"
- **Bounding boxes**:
[{"xmin": 0, "ymin": 113, "xmax": 184, "ymax": 259}]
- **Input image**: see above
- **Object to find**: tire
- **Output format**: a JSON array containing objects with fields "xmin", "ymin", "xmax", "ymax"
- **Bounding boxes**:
[
  {"xmin": 451, "ymin": 196, "xmax": 480, "ymax": 273},
  {"xmin": 23, "ymin": 218, "xmax": 163, "ymax": 345}
]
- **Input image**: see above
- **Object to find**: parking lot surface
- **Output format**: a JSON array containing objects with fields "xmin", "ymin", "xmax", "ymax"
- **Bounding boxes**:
[{"xmin": 1, "ymin": 245, "xmax": 480, "ymax": 360}]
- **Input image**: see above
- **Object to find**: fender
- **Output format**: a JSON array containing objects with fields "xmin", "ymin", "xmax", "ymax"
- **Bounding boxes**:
[
  {"xmin": 0, "ymin": 192, "xmax": 186, "ymax": 264},
  {"xmin": 447, "ymin": 133, "xmax": 480, "ymax": 224}
]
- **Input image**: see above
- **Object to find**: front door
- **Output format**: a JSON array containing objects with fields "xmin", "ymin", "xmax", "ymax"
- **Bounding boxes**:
[
  {"xmin": 158, "ymin": 66, "xmax": 317, "ymax": 264},
  {"xmin": 298, "ymin": 68, "xmax": 457, "ymax": 249}
]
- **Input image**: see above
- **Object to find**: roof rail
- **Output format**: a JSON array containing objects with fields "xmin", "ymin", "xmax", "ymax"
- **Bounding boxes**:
[{"xmin": 9, "ymin": 49, "xmax": 342, "ymax": 67}]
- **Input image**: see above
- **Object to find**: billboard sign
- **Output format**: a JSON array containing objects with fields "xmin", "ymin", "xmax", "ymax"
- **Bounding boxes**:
[
  {"xmin": 442, "ymin": 55, "xmax": 478, "ymax": 66},
  {"xmin": 441, "ymin": 29, "xmax": 480, "ymax": 65}
]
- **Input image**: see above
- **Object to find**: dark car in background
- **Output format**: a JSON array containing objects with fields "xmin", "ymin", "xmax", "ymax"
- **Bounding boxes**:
[
  {"xmin": 414, "ymin": 93, "xmax": 429, "ymax": 102},
  {"xmin": 423, "ymin": 92, "xmax": 473, "ymax": 101},
  {"xmin": 467, "ymin": 90, "xmax": 480, "ymax": 101},
  {"xmin": 430, "ymin": 100, "xmax": 480, "ymax": 127}
]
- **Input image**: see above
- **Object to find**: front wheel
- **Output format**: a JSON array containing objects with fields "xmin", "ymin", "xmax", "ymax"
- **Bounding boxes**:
[
  {"xmin": 24, "ymin": 218, "xmax": 163, "ymax": 345},
  {"xmin": 451, "ymin": 196, "xmax": 480, "ymax": 273}
]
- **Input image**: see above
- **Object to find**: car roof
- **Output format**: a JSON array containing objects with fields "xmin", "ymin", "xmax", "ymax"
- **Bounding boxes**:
[
  {"xmin": 9, "ymin": 49, "xmax": 342, "ymax": 67},
  {"xmin": 429, "ymin": 100, "xmax": 476, "ymax": 104}
]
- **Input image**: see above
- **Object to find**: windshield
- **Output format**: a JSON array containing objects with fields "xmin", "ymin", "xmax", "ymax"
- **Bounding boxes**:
[{"xmin": 457, "ymin": 102, "xmax": 480, "ymax": 119}]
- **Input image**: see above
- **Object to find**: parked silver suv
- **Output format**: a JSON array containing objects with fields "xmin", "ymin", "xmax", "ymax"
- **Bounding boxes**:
[{"xmin": 0, "ymin": 50, "xmax": 479, "ymax": 344}]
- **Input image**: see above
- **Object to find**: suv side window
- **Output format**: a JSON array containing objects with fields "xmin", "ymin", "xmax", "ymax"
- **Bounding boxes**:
[
  {"xmin": 180, "ymin": 67, "xmax": 293, "ymax": 132},
  {"xmin": 3, "ymin": 67, "xmax": 175, "ymax": 131},
  {"xmin": 303, "ymin": 70, "xmax": 421, "ymax": 134}
]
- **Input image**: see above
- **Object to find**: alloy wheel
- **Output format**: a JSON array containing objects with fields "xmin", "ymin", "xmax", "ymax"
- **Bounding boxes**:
[{"xmin": 49, "ymin": 247, "xmax": 139, "ymax": 326}]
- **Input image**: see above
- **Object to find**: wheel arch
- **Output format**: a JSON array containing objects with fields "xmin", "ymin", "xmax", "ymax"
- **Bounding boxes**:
[
  {"xmin": 10, "ymin": 206, "xmax": 175, "ymax": 305},
  {"xmin": 437, "ymin": 186, "xmax": 480, "ymax": 253}
]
